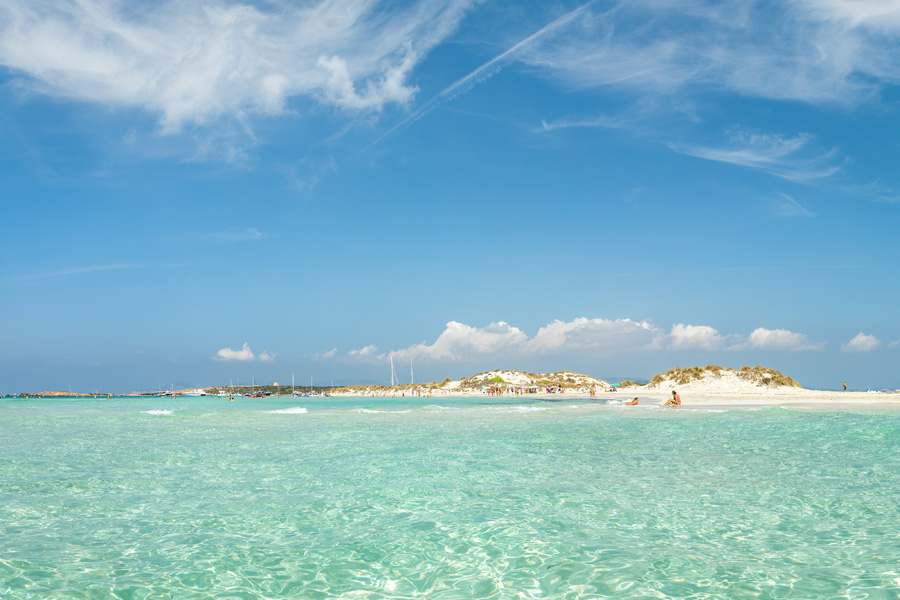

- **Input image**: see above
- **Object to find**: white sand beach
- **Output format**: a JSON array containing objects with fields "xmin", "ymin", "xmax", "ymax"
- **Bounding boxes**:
[{"xmin": 331, "ymin": 366, "xmax": 900, "ymax": 409}]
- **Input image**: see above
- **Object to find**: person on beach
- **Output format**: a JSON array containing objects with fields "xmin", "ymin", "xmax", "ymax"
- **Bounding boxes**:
[
  {"xmin": 624, "ymin": 397, "xmax": 639, "ymax": 406},
  {"xmin": 665, "ymin": 390, "xmax": 681, "ymax": 406},
  {"xmin": 843, "ymin": 382, "xmax": 847, "ymax": 391}
]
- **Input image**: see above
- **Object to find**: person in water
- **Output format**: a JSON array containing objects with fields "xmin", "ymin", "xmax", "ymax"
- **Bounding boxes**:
[
  {"xmin": 624, "ymin": 397, "xmax": 639, "ymax": 406},
  {"xmin": 665, "ymin": 390, "xmax": 681, "ymax": 406}
]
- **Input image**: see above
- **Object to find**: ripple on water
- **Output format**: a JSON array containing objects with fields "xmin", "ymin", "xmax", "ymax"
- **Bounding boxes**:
[{"xmin": 3, "ymin": 402, "xmax": 900, "ymax": 598}]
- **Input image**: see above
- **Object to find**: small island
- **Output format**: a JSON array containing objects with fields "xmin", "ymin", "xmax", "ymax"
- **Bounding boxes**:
[{"xmin": 10, "ymin": 365, "xmax": 899, "ymax": 408}]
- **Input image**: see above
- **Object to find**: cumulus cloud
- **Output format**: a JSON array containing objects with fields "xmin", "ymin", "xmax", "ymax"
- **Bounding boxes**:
[
  {"xmin": 842, "ymin": 332, "xmax": 882, "ymax": 352},
  {"xmin": 731, "ymin": 327, "xmax": 826, "ymax": 351},
  {"xmin": 387, "ymin": 321, "xmax": 530, "ymax": 362},
  {"xmin": 528, "ymin": 318, "xmax": 659, "ymax": 353},
  {"xmin": 214, "ymin": 342, "xmax": 256, "ymax": 361},
  {"xmin": 314, "ymin": 348, "xmax": 338, "ymax": 360},
  {"xmin": 338, "ymin": 318, "xmax": 831, "ymax": 363},
  {"xmin": 213, "ymin": 342, "xmax": 275, "ymax": 361},
  {"xmin": 0, "ymin": 0, "xmax": 477, "ymax": 131},
  {"xmin": 667, "ymin": 324, "xmax": 730, "ymax": 350},
  {"xmin": 348, "ymin": 344, "xmax": 379, "ymax": 358}
]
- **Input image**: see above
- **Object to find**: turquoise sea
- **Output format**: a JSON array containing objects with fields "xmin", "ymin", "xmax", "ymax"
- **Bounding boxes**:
[{"xmin": 2, "ymin": 395, "xmax": 900, "ymax": 599}]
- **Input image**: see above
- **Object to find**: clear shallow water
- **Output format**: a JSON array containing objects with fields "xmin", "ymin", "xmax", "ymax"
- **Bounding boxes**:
[{"xmin": 2, "ymin": 396, "xmax": 900, "ymax": 599}]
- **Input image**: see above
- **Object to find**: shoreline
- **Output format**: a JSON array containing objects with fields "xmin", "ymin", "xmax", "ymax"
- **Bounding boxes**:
[
  {"xmin": 327, "ymin": 387, "xmax": 900, "ymax": 409},
  {"xmin": 8, "ymin": 388, "xmax": 900, "ymax": 410},
  {"xmin": 613, "ymin": 388, "xmax": 900, "ymax": 410}
]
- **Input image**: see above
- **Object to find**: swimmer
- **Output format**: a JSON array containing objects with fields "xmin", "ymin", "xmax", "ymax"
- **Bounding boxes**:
[{"xmin": 624, "ymin": 397, "xmax": 639, "ymax": 406}]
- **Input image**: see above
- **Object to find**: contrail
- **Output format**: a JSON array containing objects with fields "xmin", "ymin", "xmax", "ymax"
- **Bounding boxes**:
[{"xmin": 366, "ymin": 1, "xmax": 596, "ymax": 150}]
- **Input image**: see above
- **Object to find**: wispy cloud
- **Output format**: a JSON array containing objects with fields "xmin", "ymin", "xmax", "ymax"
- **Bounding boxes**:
[
  {"xmin": 525, "ymin": 0, "xmax": 899, "ymax": 194},
  {"xmin": 520, "ymin": 0, "xmax": 900, "ymax": 106},
  {"xmin": 10, "ymin": 262, "xmax": 200, "ymax": 286},
  {"xmin": 538, "ymin": 114, "xmax": 628, "ymax": 132},
  {"xmin": 841, "ymin": 332, "xmax": 882, "ymax": 352},
  {"xmin": 13, "ymin": 263, "xmax": 147, "ymax": 284},
  {"xmin": 540, "ymin": 118, "xmax": 845, "ymax": 189},
  {"xmin": 670, "ymin": 130, "xmax": 843, "ymax": 181},
  {"xmin": 340, "ymin": 318, "xmax": 824, "ymax": 362},
  {"xmin": 369, "ymin": 1, "xmax": 596, "ymax": 147},
  {"xmin": 0, "ymin": 0, "xmax": 479, "ymax": 132},
  {"xmin": 842, "ymin": 179, "xmax": 900, "ymax": 203},
  {"xmin": 207, "ymin": 228, "xmax": 265, "ymax": 242},
  {"xmin": 796, "ymin": 0, "xmax": 900, "ymax": 35},
  {"xmin": 772, "ymin": 193, "xmax": 814, "ymax": 218}
]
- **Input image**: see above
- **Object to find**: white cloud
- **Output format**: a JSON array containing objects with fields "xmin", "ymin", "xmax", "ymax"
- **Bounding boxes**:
[
  {"xmin": 389, "ymin": 321, "xmax": 530, "ymax": 362},
  {"xmin": 14, "ymin": 263, "xmax": 147, "ymax": 284},
  {"xmin": 213, "ymin": 342, "xmax": 275, "ymax": 361},
  {"xmin": 519, "ymin": 0, "xmax": 900, "ymax": 192},
  {"xmin": 841, "ymin": 332, "xmax": 882, "ymax": 352},
  {"xmin": 797, "ymin": 0, "xmax": 900, "ymax": 34},
  {"xmin": 0, "ymin": 0, "xmax": 478, "ymax": 131},
  {"xmin": 340, "ymin": 318, "xmax": 831, "ymax": 362},
  {"xmin": 539, "ymin": 115, "xmax": 629, "ymax": 132},
  {"xmin": 520, "ymin": 0, "xmax": 900, "ymax": 106},
  {"xmin": 772, "ymin": 193, "xmax": 814, "ymax": 218},
  {"xmin": 214, "ymin": 342, "xmax": 255, "ymax": 361},
  {"xmin": 666, "ymin": 323, "xmax": 730, "ymax": 350},
  {"xmin": 369, "ymin": 1, "xmax": 595, "ymax": 147},
  {"xmin": 528, "ymin": 318, "xmax": 659, "ymax": 353},
  {"xmin": 348, "ymin": 344, "xmax": 379, "ymax": 358},
  {"xmin": 315, "ymin": 348, "xmax": 338, "ymax": 360},
  {"xmin": 732, "ymin": 327, "xmax": 826, "ymax": 351},
  {"xmin": 670, "ymin": 130, "xmax": 843, "ymax": 181},
  {"xmin": 208, "ymin": 227, "xmax": 265, "ymax": 242}
]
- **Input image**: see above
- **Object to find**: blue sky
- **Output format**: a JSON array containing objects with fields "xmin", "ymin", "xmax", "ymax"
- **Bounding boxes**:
[{"xmin": 2, "ymin": 0, "xmax": 900, "ymax": 392}]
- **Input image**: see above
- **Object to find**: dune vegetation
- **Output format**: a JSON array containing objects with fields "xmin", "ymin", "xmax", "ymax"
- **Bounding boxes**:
[{"xmin": 649, "ymin": 365, "xmax": 801, "ymax": 388}]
